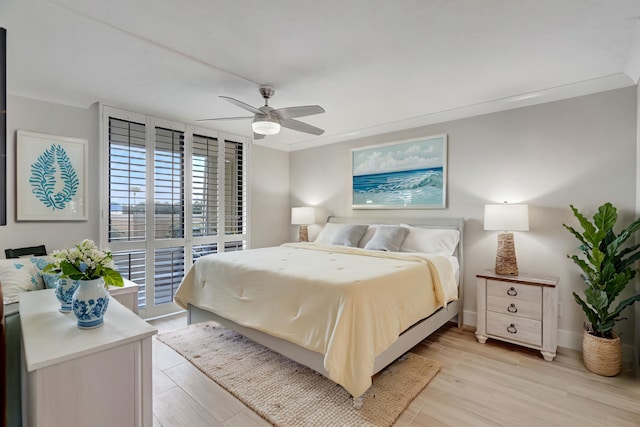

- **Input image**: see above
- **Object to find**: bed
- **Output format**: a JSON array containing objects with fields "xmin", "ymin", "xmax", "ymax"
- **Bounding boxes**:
[{"xmin": 174, "ymin": 216, "xmax": 464, "ymax": 408}]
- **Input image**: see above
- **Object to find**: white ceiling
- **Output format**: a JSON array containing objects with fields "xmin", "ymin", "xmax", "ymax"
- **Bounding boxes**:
[{"xmin": 3, "ymin": 0, "xmax": 640, "ymax": 151}]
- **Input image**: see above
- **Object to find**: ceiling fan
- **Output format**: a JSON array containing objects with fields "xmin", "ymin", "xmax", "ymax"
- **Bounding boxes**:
[{"xmin": 197, "ymin": 86, "xmax": 325, "ymax": 139}]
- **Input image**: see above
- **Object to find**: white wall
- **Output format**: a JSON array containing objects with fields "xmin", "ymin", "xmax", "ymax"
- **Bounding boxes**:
[
  {"xmin": 0, "ymin": 95, "xmax": 291, "ymax": 255},
  {"xmin": 0, "ymin": 95, "xmax": 99, "ymax": 251},
  {"xmin": 290, "ymin": 87, "xmax": 638, "ymax": 350},
  {"xmin": 249, "ymin": 144, "xmax": 291, "ymax": 248}
]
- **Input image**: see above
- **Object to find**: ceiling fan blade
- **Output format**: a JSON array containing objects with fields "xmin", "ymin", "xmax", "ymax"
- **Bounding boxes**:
[
  {"xmin": 253, "ymin": 132, "xmax": 265, "ymax": 140},
  {"xmin": 196, "ymin": 116, "xmax": 252, "ymax": 122},
  {"xmin": 220, "ymin": 96, "xmax": 263, "ymax": 115},
  {"xmin": 273, "ymin": 105, "xmax": 325, "ymax": 119},
  {"xmin": 280, "ymin": 118, "xmax": 325, "ymax": 135}
]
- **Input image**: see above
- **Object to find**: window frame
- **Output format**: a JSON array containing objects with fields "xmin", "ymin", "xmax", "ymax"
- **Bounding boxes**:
[{"xmin": 100, "ymin": 105, "xmax": 250, "ymax": 318}]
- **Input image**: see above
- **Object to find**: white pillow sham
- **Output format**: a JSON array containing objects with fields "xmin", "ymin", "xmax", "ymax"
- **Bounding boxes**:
[
  {"xmin": 331, "ymin": 224, "xmax": 369, "ymax": 247},
  {"xmin": 400, "ymin": 224, "xmax": 460, "ymax": 255},
  {"xmin": 363, "ymin": 225, "xmax": 409, "ymax": 252},
  {"xmin": 314, "ymin": 222, "xmax": 344, "ymax": 245},
  {"xmin": 1, "ymin": 257, "xmax": 47, "ymax": 304}
]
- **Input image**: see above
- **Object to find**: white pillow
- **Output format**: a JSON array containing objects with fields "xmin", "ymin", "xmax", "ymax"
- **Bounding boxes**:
[
  {"xmin": 314, "ymin": 222, "xmax": 344, "ymax": 245},
  {"xmin": 0, "ymin": 257, "xmax": 47, "ymax": 304},
  {"xmin": 357, "ymin": 225, "xmax": 377, "ymax": 248},
  {"xmin": 400, "ymin": 225, "xmax": 460, "ymax": 255},
  {"xmin": 363, "ymin": 225, "xmax": 409, "ymax": 252},
  {"xmin": 331, "ymin": 224, "xmax": 369, "ymax": 247}
]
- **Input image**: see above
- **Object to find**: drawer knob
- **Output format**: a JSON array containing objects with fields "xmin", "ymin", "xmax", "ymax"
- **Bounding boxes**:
[
  {"xmin": 506, "ymin": 287, "xmax": 518, "ymax": 296},
  {"xmin": 507, "ymin": 324, "xmax": 518, "ymax": 334},
  {"xmin": 507, "ymin": 303, "xmax": 518, "ymax": 313}
]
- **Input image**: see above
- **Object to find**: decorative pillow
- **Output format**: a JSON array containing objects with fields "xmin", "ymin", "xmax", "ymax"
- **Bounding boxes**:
[
  {"xmin": 41, "ymin": 272, "xmax": 61, "ymax": 289},
  {"xmin": 357, "ymin": 225, "xmax": 378, "ymax": 248},
  {"xmin": 0, "ymin": 258, "xmax": 47, "ymax": 304},
  {"xmin": 400, "ymin": 225, "xmax": 460, "ymax": 255},
  {"xmin": 364, "ymin": 225, "xmax": 409, "ymax": 252},
  {"xmin": 331, "ymin": 224, "xmax": 369, "ymax": 247},
  {"xmin": 314, "ymin": 222, "xmax": 344, "ymax": 245}
]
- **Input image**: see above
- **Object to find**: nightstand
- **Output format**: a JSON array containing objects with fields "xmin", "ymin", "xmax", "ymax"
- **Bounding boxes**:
[
  {"xmin": 475, "ymin": 270, "xmax": 559, "ymax": 361},
  {"xmin": 108, "ymin": 279, "xmax": 139, "ymax": 314}
]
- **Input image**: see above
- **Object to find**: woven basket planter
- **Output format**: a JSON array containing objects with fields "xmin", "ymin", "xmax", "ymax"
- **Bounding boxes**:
[{"xmin": 582, "ymin": 331, "xmax": 622, "ymax": 376}]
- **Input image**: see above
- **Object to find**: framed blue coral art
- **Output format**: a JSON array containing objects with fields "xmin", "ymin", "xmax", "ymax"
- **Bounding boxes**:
[
  {"xmin": 352, "ymin": 134, "xmax": 447, "ymax": 209},
  {"xmin": 16, "ymin": 130, "xmax": 88, "ymax": 221}
]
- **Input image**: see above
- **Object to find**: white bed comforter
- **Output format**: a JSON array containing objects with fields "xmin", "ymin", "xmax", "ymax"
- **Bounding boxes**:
[{"xmin": 174, "ymin": 242, "xmax": 457, "ymax": 397}]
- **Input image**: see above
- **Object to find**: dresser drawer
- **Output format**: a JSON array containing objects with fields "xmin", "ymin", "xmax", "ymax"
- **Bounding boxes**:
[
  {"xmin": 487, "ymin": 295, "xmax": 542, "ymax": 320},
  {"xmin": 487, "ymin": 280, "xmax": 541, "ymax": 304},
  {"xmin": 486, "ymin": 311, "xmax": 542, "ymax": 346}
]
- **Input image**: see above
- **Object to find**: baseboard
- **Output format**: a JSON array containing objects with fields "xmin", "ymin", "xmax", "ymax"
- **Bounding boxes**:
[{"xmin": 463, "ymin": 310, "xmax": 634, "ymax": 362}]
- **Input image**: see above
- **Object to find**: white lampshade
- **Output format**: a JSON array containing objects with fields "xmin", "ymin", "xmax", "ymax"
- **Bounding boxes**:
[
  {"xmin": 484, "ymin": 203, "xmax": 529, "ymax": 231},
  {"xmin": 252, "ymin": 117, "xmax": 281, "ymax": 135},
  {"xmin": 291, "ymin": 207, "xmax": 315, "ymax": 225}
]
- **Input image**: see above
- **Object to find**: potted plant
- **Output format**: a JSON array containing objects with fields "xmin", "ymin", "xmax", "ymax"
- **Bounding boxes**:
[
  {"xmin": 44, "ymin": 239, "xmax": 123, "ymax": 329},
  {"xmin": 563, "ymin": 203, "xmax": 640, "ymax": 376}
]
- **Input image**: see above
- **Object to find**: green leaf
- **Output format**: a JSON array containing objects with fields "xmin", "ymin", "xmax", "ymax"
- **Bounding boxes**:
[
  {"xmin": 585, "ymin": 288, "xmax": 609, "ymax": 313},
  {"xmin": 608, "ymin": 292, "xmax": 640, "ymax": 322},
  {"xmin": 102, "ymin": 268, "xmax": 124, "ymax": 287},
  {"xmin": 61, "ymin": 261, "xmax": 83, "ymax": 280},
  {"xmin": 593, "ymin": 203, "xmax": 617, "ymax": 234},
  {"xmin": 569, "ymin": 205, "xmax": 602, "ymax": 247},
  {"xmin": 563, "ymin": 224, "xmax": 591, "ymax": 251},
  {"xmin": 573, "ymin": 292, "xmax": 599, "ymax": 326},
  {"xmin": 568, "ymin": 255, "xmax": 595, "ymax": 278}
]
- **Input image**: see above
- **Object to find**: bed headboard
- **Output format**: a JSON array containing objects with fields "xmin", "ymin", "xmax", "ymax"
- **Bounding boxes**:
[{"xmin": 326, "ymin": 216, "xmax": 465, "ymax": 299}]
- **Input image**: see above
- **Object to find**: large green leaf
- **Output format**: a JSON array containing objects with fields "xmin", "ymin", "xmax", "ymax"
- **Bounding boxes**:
[
  {"xmin": 593, "ymin": 203, "xmax": 617, "ymax": 233},
  {"xmin": 570, "ymin": 205, "xmax": 602, "ymax": 247},
  {"xmin": 102, "ymin": 268, "xmax": 124, "ymax": 287},
  {"xmin": 585, "ymin": 288, "xmax": 609, "ymax": 313},
  {"xmin": 609, "ymin": 217, "xmax": 640, "ymax": 254},
  {"xmin": 607, "ymin": 292, "xmax": 640, "ymax": 322},
  {"xmin": 568, "ymin": 255, "xmax": 595, "ymax": 278},
  {"xmin": 563, "ymin": 224, "xmax": 591, "ymax": 251},
  {"xmin": 573, "ymin": 292, "xmax": 599, "ymax": 326}
]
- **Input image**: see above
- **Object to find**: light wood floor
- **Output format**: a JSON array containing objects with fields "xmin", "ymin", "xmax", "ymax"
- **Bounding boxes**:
[{"xmin": 148, "ymin": 313, "xmax": 639, "ymax": 427}]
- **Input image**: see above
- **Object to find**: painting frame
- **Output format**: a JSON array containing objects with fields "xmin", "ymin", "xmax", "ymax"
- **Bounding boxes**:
[
  {"xmin": 351, "ymin": 134, "xmax": 447, "ymax": 209},
  {"xmin": 16, "ymin": 130, "xmax": 88, "ymax": 221}
]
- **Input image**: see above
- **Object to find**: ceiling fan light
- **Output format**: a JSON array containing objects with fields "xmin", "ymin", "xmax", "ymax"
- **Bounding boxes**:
[{"xmin": 252, "ymin": 117, "xmax": 281, "ymax": 135}]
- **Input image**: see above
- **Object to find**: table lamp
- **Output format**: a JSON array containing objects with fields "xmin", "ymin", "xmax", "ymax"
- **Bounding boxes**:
[
  {"xmin": 291, "ymin": 207, "xmax": 315, "ymax": 242},
  {"xmin": 484, "ymin": 202, "xmax": 529, "ymax": 275}
]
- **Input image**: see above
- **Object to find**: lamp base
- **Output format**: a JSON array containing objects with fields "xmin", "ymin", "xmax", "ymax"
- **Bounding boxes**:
[
  {"xmin": 495, "ymin": 232, "xmax": 518, "ymax": 275},
  {"xmin": 298, "ymin": 225, "xmax": 309, "ymax": 242}
]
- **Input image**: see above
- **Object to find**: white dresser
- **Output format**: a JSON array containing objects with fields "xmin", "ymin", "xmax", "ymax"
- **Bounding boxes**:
[
  {"xmin": 19, "ymin": 289, "xmax": 157, "ymax": 427},
  {"xmin": 475, "ymin": 270, "xmax": 559, "ymax": 361}
]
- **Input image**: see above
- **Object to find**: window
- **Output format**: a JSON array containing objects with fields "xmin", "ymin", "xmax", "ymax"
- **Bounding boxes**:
[{"xmin": 102, "ymin": 107, "xmax": 249, "ymax": 318}]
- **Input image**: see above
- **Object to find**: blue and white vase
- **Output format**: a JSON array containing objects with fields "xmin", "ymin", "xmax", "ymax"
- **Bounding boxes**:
[
  {"xmin": 72, "ymin": 278, "xmax": 110, "ymax": 329},
  {"xmin": 55, "ymin": 277, "xmax": 80, "ymax": 313}
]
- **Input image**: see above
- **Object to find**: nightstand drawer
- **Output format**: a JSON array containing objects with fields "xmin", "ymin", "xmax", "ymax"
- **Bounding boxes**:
[
  {"xmin": 487, "ymin": 295, "xmax": 542, "ymax": 320},
  {"xmin": 486, "ymin": 311, "xmax": 542, "ymax": 346},
  {"xmin": 487, "ymin": 280, "xmax": 541, "ymax": 304}
]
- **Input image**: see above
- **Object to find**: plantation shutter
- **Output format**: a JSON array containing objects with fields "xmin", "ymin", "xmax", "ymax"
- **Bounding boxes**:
[
  {"xmin": 103, "ymin": 107, "xmax": 249, "ymax": 317},
  {"xmin": 107, "ymin": 117, "xmax": 148, "ymax": 308},
  {"xmin": 154, "ymin": 127, "xmax": 185, "ymax": 239},
  {"xmin": 224, "ymin": 139, "xmax": 246, "ymax": 251},
  {"xmin": 108, "ymin": 118, "xmax": 146, "ymax": 242},
  {"xmin": 192, "ymin": 134, "xmax": 219, "ymax": 239}
]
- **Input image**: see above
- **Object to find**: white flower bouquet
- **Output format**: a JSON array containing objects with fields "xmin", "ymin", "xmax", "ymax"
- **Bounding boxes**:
[{"xmin": 43, "ymin": 239, "xmax": 124, "ymax": 287}]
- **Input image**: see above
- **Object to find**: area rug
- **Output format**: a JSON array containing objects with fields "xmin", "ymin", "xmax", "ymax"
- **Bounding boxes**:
[{"xmin": 156, "ymin": 321, "xmax": 441, "ymax": 427}]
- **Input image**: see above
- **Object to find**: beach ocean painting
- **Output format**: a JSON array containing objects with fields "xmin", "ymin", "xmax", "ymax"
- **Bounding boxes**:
[{"xmin": 352, "ymin": 135, "xmax": 447, "ymax": 209}]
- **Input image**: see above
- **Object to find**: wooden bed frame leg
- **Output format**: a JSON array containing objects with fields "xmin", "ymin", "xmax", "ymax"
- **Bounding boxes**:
[{"xmin": 353, "ymin": 396, "xmax": 364, "ymax": 409}]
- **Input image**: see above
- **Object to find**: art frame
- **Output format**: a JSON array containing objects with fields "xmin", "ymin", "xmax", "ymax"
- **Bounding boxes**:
[
  {"xmin": 16, "ymin": 130, "xmax": 88, "ymax": 221},
  {"xmin": 351, "ymin": 134, "xmax": 447, "ymax": 209}
]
